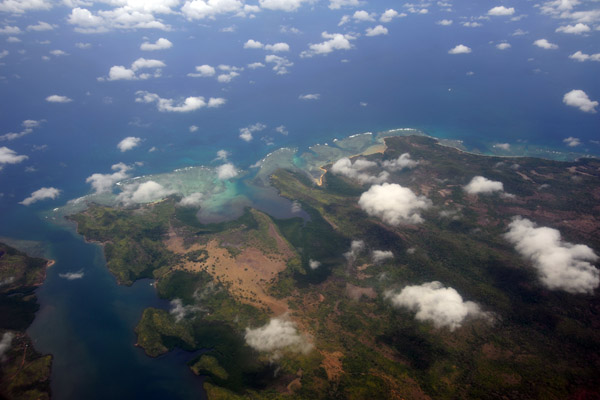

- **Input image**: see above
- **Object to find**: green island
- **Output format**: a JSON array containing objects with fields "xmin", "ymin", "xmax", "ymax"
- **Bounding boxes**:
[
  {"xmin": 70, "ymin": 135, "xmax": 600, "ymax": 399},
  {"xmin": 0, "ymin": 242, "xmax": 53, "ymax": 400}
]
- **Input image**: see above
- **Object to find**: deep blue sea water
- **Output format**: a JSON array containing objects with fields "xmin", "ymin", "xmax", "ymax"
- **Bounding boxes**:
[{"xmin": 0, "ymin": 0, "xmax": 599, "ymax": 398}]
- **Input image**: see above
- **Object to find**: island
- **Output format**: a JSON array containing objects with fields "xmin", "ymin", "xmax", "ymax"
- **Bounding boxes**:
[
  {"xmin": 0, "ymin": 242, "xmax": 53, "ymax": 399},
  {"xmin": 70, "ymin": 135, "xmax": 600, "ymax": 399}
]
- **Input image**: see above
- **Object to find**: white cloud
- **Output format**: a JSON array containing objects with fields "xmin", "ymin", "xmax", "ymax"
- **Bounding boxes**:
[
  {"xmin": 117, "ymin": 136, "xmax": 142, "ymax": 152},
  {"xmin": 6, "ymin": 36, "xmax": 21, "ymax": 42},
  {"xmin": 344, "ymin": 239, "xmax": 365, "ymax": 261},
  {"xmin": 245, "ymin": 318, "xmax": 312, "ymax": 354},
  {"xmin": 169, "ymin": 298, "xmax": 203, "ymax": 322},
  {"xmin": 352, "ymin": 10, "xmax": 374, "ymax": 22},
  {"xmin": 135, "ymin": 91, "xmax": 226, "ymax": 112},
  {"xmin": 20, "ymin": 187, "xmax": 60, "ymax": 205},
  {"xmin": 386, "ymin": 281, "xmax": 487, "ymax": 330},
  {"xmin": 68, "ymin": 6, "xmax": 171, "ymax": 34},
  {"xmin": 563, "ymin": 89, "xmax": 598, "ymax": 113},
  {"xmin": 563, "ymin": 136, "xmax": 581, "ymax": 147},
  {"xmin": 116, "ymin": 180, "xmax": 173, "ymax": 206},
  {"xmin": 0, "ymin": 146, "xmax": 28, "ymax": 165},
  {"xmin": 247, "ymin": 62, "xmax": 265, "ymax": 69},
  {"xmin": 265, "ymin": 42, "xmax": 289, "ymax": 52},
  {"xmin": 46, "ymin": 94, "xmax": 72, "ymax": 103},
  {"xmin": 86, "ymin": 162, "xmax": 132, "ymax": 193},
  {"xmin": 244, "ymin": 39, "xmax": 264, "ymax": 49},
  {"xmin": 141, "ymin": 37, "xmax": 172, "ymax": 51},
  {"xmin": 495, "ymin": 143, "xmax": 510, "ymax": 150},
  {"xmin": 437, "ymin": 19, "xmax": 453, "ymax": 25},
  {"xmin": 59, "ymin": 269, "xmax": 84, "ymax": 280},
  {"xmin": 103, "ymin": 57, "xmax": 165, "ymax": 81},
  {"xmin": 533, "ymin": 39, "xmax": 558, "ymax": 49},
  {"xmin": 0, "ymin": 25, "xmax": 21, "ymax": 35},
  {"xmin": 217, "ymin": 71, "xmax": 239, "ymax": 83},
  {"xmin": 265, "ymin": 54, "xmax": 293, "ymax": 74},
  {"xmin": 505, "ymin": 217, "xmax": 599, "ymax": 294},
  {"xmin": 380, "ymin": 9, "xmax": 404, "ymax": 23},
  {"xmin": 239, "ymin": 122, "xmax": 266, "ymax": 142},
  {"xmin": 382, "ymin": 153, "xmax": 418, "ymax": 171},
  {"xmin": 189, "ymin": 125, "xmax": 199, "ymax": 132},
  {"xmin": 462, "ymin": 21, "xmax": 482, "ymax": 28},
  {"xmin": 309, "ymin": 259, "xmax": 321, "ymax": 269},
  {"xmin": 0, "ymin": 50, "xmax": 8, "ymax": 59},
  {"xmin": 512, "ymin": 28, "xmax": 528, "ymax": 36},
  {"xmin": 300, "ymin": 31, "xmax": 356, "ymax": 57},
  {"xmin": 299, "ymin": 93, "xmax": 320, "ymax": 100},
  {"xmin": 216, "ymin": 163, "xmax": 238, "ymax": 180},
  {"xmin": 331, "ymin": 157, "xmax": 389, "ymax": 185},
  {"xmin": 0, "ymin": 332, "xmax": 14, "ymax": 361},
  {"xmin": 448, "ymin": 44, "xmax": 471, "ymax": 54},
  {"xmin": 464, "ymin": 176, "xmax": 504, "ymax": 195},
  {"xmin": 556, "ymin": 23, "xmax": 591, "ymax": 34},
  {"xmin": 488, "ymin": 6, "xmax": 515, "ymax": 16},
  {"xmin": 365, "ymin": 25, "xmax": 388, "ymax": 36},
  {"xmin": 275, "ymin": 125, "xmax": 288, "ymax": 135},
  {"xmin": 372, "ymin": 250, "xmax": 393, "ymax": 263},
  {"xmin": 569, "ymin": 51, "xmax": 600, "ymax": 62},
  {"xmin": 216, "ymin": 149, "xmax": 229, "ymax": 160},
  {"xmin": 258, "ymin": 0, "xmax": 311, "ymax": 12},
  {"xmin": 0, "ymin": 0, "xmax": 52, "ymax": 14},
  {"xmin": 358, "ymin": 183, "xmax": 431, "ymax": 225},
  {"xmin": 329, "ymin": 0, "xmax": 359, "ymax": 9},
  {"xmin": 75, "ymin": 42, "xmax": 91, "ymax": 49},
  {"xmin": 188, "ymin": 64, "xmax": 216, "ymax": 77},
  {"xmin": 496, "ymin": 42, "xmax": 511, "ymax": 50},
  {"xmin": 27, "ymin": 21, "xmax": 55, "ymax": 31},
  {"xmin": 0, "ymin": 119, "xmax": 42, "ymax": 141},
  {"xmin": 179, "ymin": 192, "xmax": 203, "ymax": 207}
]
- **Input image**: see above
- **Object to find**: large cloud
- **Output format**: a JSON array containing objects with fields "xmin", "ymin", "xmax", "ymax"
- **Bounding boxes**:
[
  {"xmin": 20, "ymin": 187, "xmax": 61, "ymax": 205},
  {"xmin": 358, "ymin": 183, "xmax": 431, "ymax": 225},
  {"xmin": 140, "ymin": 37, "xmax": 172, "ymax": 51},
  {"xmin": 386, "ymin": 281, "xmax": 487, "ymax": 330},
  {"xmin": 331, "ymin": 157, "xmax": 389, "ymax": 184},
  {"xmin": 116, "ymin": 180, "xmax": 173, "ymax": 206},
  {"xmin": 245, "ymin": 318, "xmax": 312, "ymax": 354},
  {"xmin": 86, "ymin": 163, "xmax": 132, "ymax": 194},
  {"xmin": 0, "ymin": 146, "xmax": 28, "ymax": 165},
  {"xmin": 300, "ymin": 32, "xmax": 356, "ymax": 57},
  {"xmin": 382, "ymin": 153, "xmax": 418, "ymax": 171},
  {"xmin": 117, "ymin": 136, "xmax": 142, "ymax": 152},
  {"xmin": 464, "ymin": 176, "xmax": 504, "ymax": 195},
  {"xmin": 563, "ymin": 89, "xmax": 598, "ymax": 113},
  {"xmin": 504, "ymin": 217, "xmax": 599, "ymax": 294},
  {"xmin": 135, "ymin": 91, "xmax": 226, "ymax": 112}
]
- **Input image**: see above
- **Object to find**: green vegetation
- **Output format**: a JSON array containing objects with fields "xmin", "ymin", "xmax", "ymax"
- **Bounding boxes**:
[{"xmin": 0, "ymin": 243, "xmax": 52, "ymax": 400}]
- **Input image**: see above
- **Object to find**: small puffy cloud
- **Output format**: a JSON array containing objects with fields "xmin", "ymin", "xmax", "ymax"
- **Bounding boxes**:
[
  {"xmin": 372, "ymin": 250, "xmax": 393, "ymax": 263},
  {"xmin": 135, "ymin": 91, "xmax": 226, "ymax": 112},
  {"xmin": 495, "ymin": 143, "xmax": 510, "ymax": 150},
  {"xmin": 107, "ymin": 65, "xmax": 136, "ymax": 80},
  {"xmin": 309, "ymin": 259, "xmax": 321, "ymax": 270},
  {"xmin": 329, "ymin": 0, "xmax": 359, "ymax": 9},
  {"xmin": 68, "ymin": 7, "xmax": 171, "ymax": 34},
  {"xmin": 386, "ymin": 281, "xmax": 487, "ymax": 330},
  {"xmin": 0, "ymin": 25, "xmax": 21, "ymax": 35},
  {"xmin": 464, "ymin": 176, "xmax": 504, "ymax": 195},
  {"xmin": 0, "ymin": 0, "xmax": 52, "ymax": 13},
  {"xmin": 563, "ymin": 89, "xmax": 598, "ymax": 113},
  {"xmin": 366, "ymin": 25, "xmax": 388, "ymax": 36},
  {"xmin": 27, "ymin": 21, "xmax": 55, "ymax": 31},
  {"xmin": 512, "ymin": 28, "xmax": 528, "ymax": 36},
  {"xmin": 188, "ymin": 64, "xmax": 216, "ymax": 77},
  {"xmin": 265, "ymin": 42, "xmax": 289, "ymax": 52},
  {"xmin": 217, "ymin": 71, "xmax": 239, "ymax": 83},
  {"xmin": 179, "ymin": 192, "xmax": 203, "ymax": 207},
  {"xmin": 448, "ymin": 44, "xmax": 471, "ymax": 54},
  {"xmin": 563, "ymin": 136, "xmax": 581, "ymax": 147},
  {"xmin": 0, "ymin": 332, "xmax": 14, "ymax": 361},
  {"xmin": 20, "ymin": 187, "xmax": 60, "ymax": 205},
  {"xmin": 189, "ymin": 125, "xmax": 199, "ymax": 133},
  {"xmin": 380, "ymin": 9, "xmax": 404, "ymax": 23},
  {"xmin": 382, "ymin": 153, "xmax": 418, "ymax": 171},
  {"xmin": 216, "ymin": 149, "xmax": 229, "ymax": 160},
  {"xmin": 245, "ymin": 318, "xmax": 312, "ymax": 354},
  {"xmin": 299, "ymin": 93, "xmax": 320, "ymax": 100},
  {"xmin": 505, "ymin": 217, "xmax": 599, "ymax": 294},
  {"xmin": 46, "ymin": 95, "xmax": 72, "ymax": 103},
  {"xmin": 0, "ymin": 50, "xmax": 8, "ymax": 59},
  {"xmin": 216, "ymin": 163, "xmax": 238, "ymax": 180},
  {"xmin": 6, "ymin": 36, "xmax": 21, "ymax": 42},
  {"xmin": 244, "ymin": 39, "xmax": 264, "ymax": 49},
  {"xmin": 0, "ymin": 119, "xmax": 43, "ymax": 141},
  {"xmin": 300, "ymin": 32, "xmax": 356, "ymax": 57},
  {"xmin": 247, "ymin": 62, "xmax": 265, "ymax": 69},
  {"xmin": 265, "ymin": 54, "xmax": 293, "ymax": 74},
  {"xmin": 437, "ymin": 19, "xmax": 453, "ymax": 25},
  {"xmin": 496, "ymin": 42, "xmax": 511, "ymax": 50},
  {"xmin": 258, "ymin": 0, "xmax": 311, "ymax": 12},
  {"xmin": 344, "ymin": 240, "xmax": 365, "ymax": 260},
  {"xmin": 462, "ymin": 21, "xmax": 482, "ymax": 28},
  {"xmin": 358, "ymin": 183, "xmax": 431, "ymax": 225},
  {"xmin": 488, "ymin": 6, "xmax": 515, "ymax": 16},
  {"xmin": 86, "ymin": 162, "xmax": 132, "ymax": 193},
  {"xmin": 533, "ymin": 39, "xmax": 558, "ymax": 49},
  {"xmin": 556, "ymin": 23, "xmax": 591, "ymax": 34},
  {"xmin": 116, "ymin": 180, "xmax": 172, "ymax": 206},
  {"xmin": 331, "ymin": 157, "xmax": 389, "ymax": 184},
  {"xmin": 353, "ymin": 10, "xmax": 375, "ymax": 22},
  {"xmin": 75, "ymin": 42, "xmax": 91, "ymax": 49},
  {"xmin": 117, "ymin": 136, "xmax": 141, "ymax": 152},
  {"xmin": 239, "ymin": 122, "xmax": 266, "ymax": 142},
  {"xmin": 569, "ymin": 51, "xmax": 600, "ymax": 62},
  {"xmin": 104, "ymin": 57, "xmax": 165, "ymax": 81},
  {"xmin": 275, "ymin": 125, "xmax": 288, "ymax": 135},
  {"xmin": 59, "ymin": 269, "xmax": 84, "ymax": 280},
  {"xmin": 0, "ymin": 146, "xmax": 28, "ymax": 165},
  {"xmin": 50, "ymin": 49, "xmax": 67, "ymax": 56},
  {"xmin": 169, "ymin": 299, "xmax": 203, "ymax": 322},
  {"xmin": 140, "ymin": 37, "xmax": 172, "ymax": 51}
]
